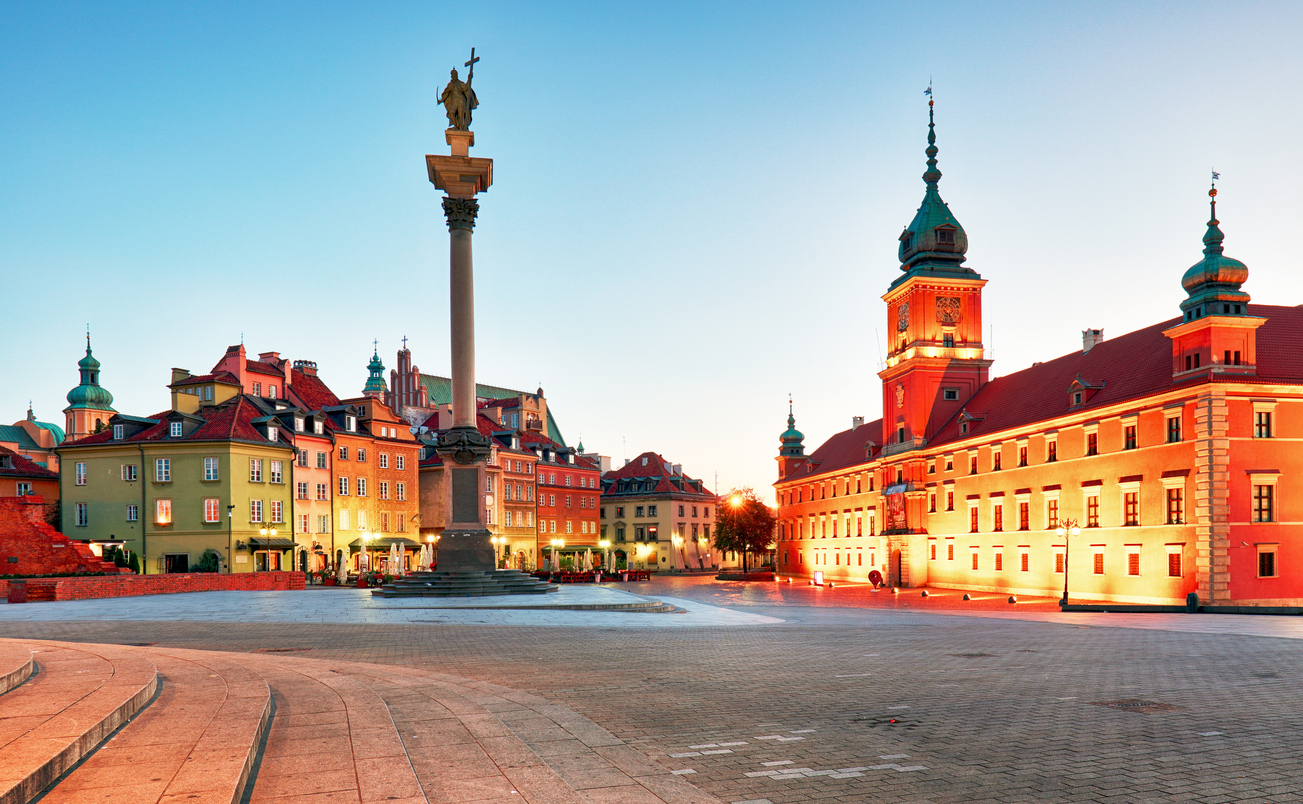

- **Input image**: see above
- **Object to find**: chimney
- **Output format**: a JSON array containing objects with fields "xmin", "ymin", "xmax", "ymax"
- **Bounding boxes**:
[
  {"xmin": 292, "ymin": 359, "xmax": 318, "ymax": 377},
  {"xmin": 258, "ymin": 351, "xmax": 280, "ymax": 363},
  {"xmin": 1082, "ymin": 329, "xmax": 1104, "ymax": 354},
  {"xmin": 624, "ymin": 458, "xmax": 630, "ymax": 467},
  {"xmin": 852, "ymin": 416, "xmax": 865, "ymax": 429},
  {"xmin": 672, "ymin": 464, "xmax": 682, "ymax": 475}
]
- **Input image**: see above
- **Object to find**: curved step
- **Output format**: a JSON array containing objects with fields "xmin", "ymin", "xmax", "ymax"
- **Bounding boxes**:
[
  {"xmin": 0, "ymin": 642, "xmax": 157, "ymax": 804},
  {"xmin": 0, "ymin": 643, "xmax": 33, "ymax": 696},
  {"xmin": 38, "ymin": 648, "xmax": 272, "ymax": 804}
]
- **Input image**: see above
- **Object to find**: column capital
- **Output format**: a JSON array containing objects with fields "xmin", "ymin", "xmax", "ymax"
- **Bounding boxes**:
[{"xmin": 442, "ymin": 197, "xmax": 480, "ymax": 231}]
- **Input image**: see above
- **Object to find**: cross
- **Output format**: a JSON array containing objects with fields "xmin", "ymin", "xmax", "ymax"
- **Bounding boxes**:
[
  {"xmin": 373, "ymin": 338, "xmax": 379, "ymax": 353},
  {"xmin": 465, "ymin": 47, "xmax": 479, "ymax": 85},
  {"xmin": 402, "ymin": 335, "xmax": 408, "ymax": 349}
]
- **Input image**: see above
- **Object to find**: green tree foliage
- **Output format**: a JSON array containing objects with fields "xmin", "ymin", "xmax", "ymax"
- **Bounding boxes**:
[
  {"xmin": 127, "ymin": 551, "xmax": 141, "ymax": 574},
  {"xmin": 194, "ymin": 550, "xmax": 221, "ymax": 573},
  {"xmin": 711, "ymin": 487, "xmax": 777, "ymax": 571}
]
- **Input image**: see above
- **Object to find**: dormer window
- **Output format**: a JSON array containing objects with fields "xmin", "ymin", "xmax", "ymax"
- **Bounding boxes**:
[
  {"xmin": 269, "ymin": 385, "xmax": 277, "ymax": 399},
  {"xmin": 295, "ymin": 417, "xmax": 305, "ymax": 432},
  {"xmin": 314, "ymin": 420, "xmax": 324, "ymax": 435},
  {"xmin": 1073, "ymin": 392, "xmax": 1083, "ymax": 405},
  {"xmin": 267, "ymin": 426, "xmax": 278, "ymax": 442},
  {"xmin": 935, "ymin": 226, "xmax": 955, "ymax": 245},
  {"xmin": 346, "ymin": 415, "xmax": 356, "ymax": 432},
  {"xmin": 900, "ymin": 230, "xmax": 913, "ymax": 251},
  {"xmin": 113, "ymin": 424, "xmax": 123, "ymax": 440},
  {"xmin": 169, "ymin": 421, "xmax": 183, "ymax": 438},
  {"xmin": 204, "ymin": 386, "xmax": 213, "ymax": 401}
]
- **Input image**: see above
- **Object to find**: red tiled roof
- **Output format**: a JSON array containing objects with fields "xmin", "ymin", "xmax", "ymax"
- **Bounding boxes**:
[
  {"xmin": 0, "ymin": 445, "xmax": 58, "ymax": 479},
  {"xmin": 62, "ymin": 398, "xmax": 285, "ymax": 448},
  {"xmin": 171, "ymin": 371, "xmax": 240, "ymax": 387},
  {"xmin": 781, "ymin": 420, "xmax": 884, "ymax": 483},
  {"xmin": 289, "ymin": 369, "xmax": 341, "ymax": 411},
  {"xmin": 602, "ymin": 451, "xmax": 710, "ymax": 496},
  {"xmin": 245, "ymin": 360, "xmax": 285, "ymax": 378}
]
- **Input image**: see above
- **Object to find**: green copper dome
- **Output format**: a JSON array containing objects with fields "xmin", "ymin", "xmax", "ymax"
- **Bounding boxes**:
[
  {"xmin": 891, "ymin": 101, "xmax": 979, "ymax": 290},
  {"xmin": 363, "ymin": 348, "xmax": 388, "ymax": 394},
  {"xmin": 779, "ymin": 404, "xmax": 805, "ymax": 457},
  {"xmin": 1180, "ymin": 189, "xmax": 1250, "ymax": 320},
  {"xmin": 65, "ymin": 340, "xmax": 115, "ymax": 411}
]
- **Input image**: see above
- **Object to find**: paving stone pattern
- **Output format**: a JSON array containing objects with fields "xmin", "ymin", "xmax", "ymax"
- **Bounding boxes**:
[{"xmin": 6, "ymin": 577, "xmax": 1303, "ymax": 803}]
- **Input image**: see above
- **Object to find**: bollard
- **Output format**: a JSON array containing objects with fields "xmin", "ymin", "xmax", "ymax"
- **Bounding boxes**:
[
  {"xmin": 1008, "ymin": 595, "xmax": 1017, "ymax": 604},
  {"xmin": 891, "ymin": 587, "xmax": 899, "ymax": 595},
  {"xmin": 962, "ymin": 593, "xmax": 972, "ymax": 601},
  {"xmin": 1185, "ymin": 592, "xmax": 1199, "ymax": 613},
  {"xmin": 920, "ymin": 590, "xmax": 929, "ymax": 597}
]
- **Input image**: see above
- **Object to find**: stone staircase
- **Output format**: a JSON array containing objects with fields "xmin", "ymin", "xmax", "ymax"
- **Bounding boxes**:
[
  {"xmin": 375, "ymin": 569, "xmax": 559, "ymax": 597},
  {"xmin": 0, "ymin": 639, "xmax": 722, "ymax": 804}
]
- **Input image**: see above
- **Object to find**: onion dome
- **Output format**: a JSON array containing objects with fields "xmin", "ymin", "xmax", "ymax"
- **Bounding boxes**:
[
  {"xmin": 1180, "ymin": 186, "xmax": 1250, "ymax": 321},
  {"xmin": 892, "ymin": 98, "xmax": 979, "ymax": 290},
  {"xmin": 779, "ymin": 401, "xmax": 805, "ymax": 458},
  {"xmin": 362, "ymin": 346, "xmax": 388, "ymax": 395},
  {"xmin": 65, "ymin": 337, "xmax": 115, "ymax": 411}
]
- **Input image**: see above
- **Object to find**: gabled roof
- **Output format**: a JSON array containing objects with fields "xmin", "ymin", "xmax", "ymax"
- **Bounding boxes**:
[
  {"xmin": 245, "ymin": 360, "xmax": 285, "ymax": 378},
  {"xmin": 290, "ymin": 368, "xmax": 342, "ymax": 411},
  {"xmin": 780, "ymin": 420, "xmax": 884, "ymax": 483},
  {"xmin": 0, "ymin": 445, "xmax": 58, "ymax": 479},
  {"xmin": 61, "ymin": 397, "xmax": 289, "ymax": 449},
  {"xmin": 601, "ymin": 451, "xmax": 713, "ymax": 498},
  {"xmin": 171, "ymin": 371, "xmax": 241, "ymax": 387},
  {"xmin": 0, "ymin": 425, "xmax": 40, "ymax": 450}
]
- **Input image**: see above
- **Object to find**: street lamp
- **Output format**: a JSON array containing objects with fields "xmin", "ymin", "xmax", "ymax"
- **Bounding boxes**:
[
  {"xmin": 258, "ymin": 525, "xmax": 278, "ymax": 571},
  {"xmin": 490, "ymin": 536, "xmax": 505, "ymax": 569},
  {"xmin": 598, "ymin": 539, "xmax": 611, "ymax": 575},
  {"xmin": 226, "ymin": 504, "xmax": 236, "ymax": 574},
  {"xmin": 1055, "ymin": 518, "xmax": 1081, "ymax": 606},
  {"xmin": 549, "ymin": 538, "xmax": 565, "ymax": 573}
]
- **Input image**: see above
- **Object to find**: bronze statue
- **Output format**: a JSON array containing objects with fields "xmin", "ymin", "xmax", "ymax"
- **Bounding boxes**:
[{"xmin": 439, "ymin": 49, "xmax": 479, "ymax": 131}]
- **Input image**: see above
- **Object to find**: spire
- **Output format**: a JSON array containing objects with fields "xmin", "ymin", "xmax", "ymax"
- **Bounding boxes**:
[
  {"xmin": 892, "ymin": 87, "xmax": 974, "ymax": 287},
  {"xmin": 66, "ymin": 334, "xmax": 115, "ymax": 412},
  {"xmin": 1180, "ymin": 172, "xmax": 1249, "ymax": 320},
  {"xmin": 779, "ymin": 396, "xmax": 805, "ymax": 457},
  {"xmin": 363, "ymin": 342, "xmax": 388, "ymax": 397}
]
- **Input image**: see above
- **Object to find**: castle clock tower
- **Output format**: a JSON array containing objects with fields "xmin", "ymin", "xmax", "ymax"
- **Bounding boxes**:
[{"xmin": 879, "ymin": 99, "xmax": 991, "ymax": 456}]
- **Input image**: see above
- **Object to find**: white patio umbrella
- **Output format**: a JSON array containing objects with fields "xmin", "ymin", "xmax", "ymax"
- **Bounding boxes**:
[
  {"xmin": 388, "ymin": 542, "xmax": 400, "ymax": 575},
  {"xmin": 584, "ymin": 548, "xmax": 593, "ymax": 571}
]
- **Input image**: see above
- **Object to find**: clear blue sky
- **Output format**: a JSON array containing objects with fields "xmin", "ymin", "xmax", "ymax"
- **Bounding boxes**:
[{"xmin": 3, "ymin": 2, "xmax": 1301, "ymax": 502}]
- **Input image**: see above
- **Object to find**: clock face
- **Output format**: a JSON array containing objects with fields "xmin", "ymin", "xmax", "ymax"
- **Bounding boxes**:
[
  {"xmin": 897, "ymin": 303, "xmax": 910, "ymax": 331},
  {"xmin": 936, "ymin": 296, "xmax": 962, "ymax": 325}
]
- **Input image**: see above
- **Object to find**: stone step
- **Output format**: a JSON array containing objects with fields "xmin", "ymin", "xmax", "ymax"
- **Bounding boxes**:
[
  {"xmin": 0, "ymin": 643, "xmax": 33, "ymax": 696},
  {"xmin": 37, "ymin": 648, "xmax": 272, "ymax": 804},
  {"xmin": 0, "ymin": 643, "xmax": 157, "ymax": 804},
  {"xmin": 378, "ymin": 569, "xmax": 558, "ymax": 597}
]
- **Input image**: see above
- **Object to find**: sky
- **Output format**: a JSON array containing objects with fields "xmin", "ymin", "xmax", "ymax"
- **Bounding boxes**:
[{"xmin": 3, "ymin": 1, "xmax": 1302, "ymax": 503}]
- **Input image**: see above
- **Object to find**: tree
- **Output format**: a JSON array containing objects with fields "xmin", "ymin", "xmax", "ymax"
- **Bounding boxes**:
[
  {"xmin": 711, "ymin": 487, "xmax": 777, "ymax": 572},
  {"xmin": 127, "ymin": 551, "xmax": 141, "ymax": 574}
]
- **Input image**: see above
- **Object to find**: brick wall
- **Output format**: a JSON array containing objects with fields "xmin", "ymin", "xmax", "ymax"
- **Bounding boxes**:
[
  {"xmin": 2, "ymin": 570, "xmax": 306, "ymax": 603},
  {"xmin": 0, "ymin": 496, "xmax": 125, "ymax": 576}
]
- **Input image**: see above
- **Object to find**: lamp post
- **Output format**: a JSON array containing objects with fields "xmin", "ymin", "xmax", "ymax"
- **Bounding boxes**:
[
  {"xmin": 671, "ymin": 534, "xmax": 683, "ymax": 573},
  {"xmin": 549, "ymin": 538, "xmax": 564, "ymax": 574},
  {"xmin": 1055, "ymin": 518, "xmax": 1081, "ymax": 606},
  {"xmin": 227, "ymin": 504, "xmax": 235, "ymax": 574},
  {"xmin": 258, "ymin": 525, "xmax": 278, "ymax": 571},
  {"xmin": 599, "ymin": 539, "xmax": 611, "ymax": 576},
  {"xmin": 490, "ymin": 536, "xmax": 504, "ymax": 569}
]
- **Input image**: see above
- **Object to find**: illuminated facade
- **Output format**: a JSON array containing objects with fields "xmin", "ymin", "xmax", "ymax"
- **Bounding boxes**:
[{"xmin": 775, "ymin": 105, "xmax": 1303, "ymax": 605}]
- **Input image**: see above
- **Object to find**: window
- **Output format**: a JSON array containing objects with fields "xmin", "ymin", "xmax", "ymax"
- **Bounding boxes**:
[
  {"xmin": 121, "ymin": 464, "xmax": 138, "ymax": 482},
  {"xmin": 929, "ymin": 493, "xmax": 936, "ymax": 513},
  {"xmin": 945, "ymin": 458, "xmax": 953, "ymax": 472},
  {"xmin": 969, "ymin": 507, "xmax": 979, "ymax": 533},
  {"xmin": 339, "ymin": 446, "xmax": 349, "ymax": 460},
  {"xmin": 1258, "ymin": 547, "xmax": 1278, "ymax": 578},
  {"xmin": 1166, "ymin": 488, "xmax": 1184, "ymax": 524},
  {"xmin": 993, "ymin": 504, "xmax": 1003, "ymax": 532},
  {"xmin": 993, "ymin": 452, "xmax": 1002, "ymax": 471},
  {"xmin": 1253, "ymin": 485, "xmax": 1275, "ymax": 523},
  {"xmin": 1055, "ymin": 551, "xmax": 1065, "ymax": 574},
  {"xmin": 346, "ymin": 416, "xmax": 356, "ymax": 432},
  {"xmin": 76, "ymin": 502, "xmax": 88, "ymax": 527},
  {"xmin": 565, "ymin": 495, "xmax": 572, "ymax": 508},
  {"xmin": 295, "ymin": 417, "xmax": 305, "ymax": 432},
  {"xmin": 155, "ymin": 458, "xmax": 171, "ymax": 482},
  {"xmin": 1018, "ymin": 502, "xmax": 1029, "ymax": 531},
  {"xmin": 1047, "ymin": 499, "xmax": 1059, "ymax": 529},
  {"xmin": 1093, "ymin": 551, "xmax": 1105, "ymax": 575},
  {"xmin": 127, "ymin": 503, "xmax": 138, "ymax": 522},
  {"xmin": 397, "ymin": 514, "xmax": 406, "ymax": 533},
  {"xmin": 297, "ymin": 482, "xmax": 308, "ymax": 500},
  {"xmin": 943, "ymin": 334, "xmax": 955, "ymax": 348},
  {"xmin": 317, "ymin": 452, "xmax": 328, "ymax": 469},
  {"xmin": 947, "ymin": 541, "xmax": 955, "ymax": 561},
  {"xmin": 170, "ymin": 421, "xmax": 183, "ymax": 438},
  {"xmin": 971, "ymin": 551, "xmax": 979, "ymax": 570},
  {"xmin": 252, "ymin": 382, "xmax": 261, "ymax": 396},
  {"xmin": 930, "ymin": 542, "xmax": 937, "ymax": 560},
  {"xmin": 1255, "ymin": 411, "xmax": 1273, "ymax": 439},
  {"xmin": 339, "ymin": 510, "xmax": 349, "ymax": 530},
  {"xmin": 549, "ymin": 494, "xmax": 556, "ymax": 506},
  {"xmin": 1047, "ymin": 440, "xmax": 1057, "ymax": 462},
  {"xmin": 156, "ymin": 499, "xmax": 172, "ymax": 524},
  {"xmin": 356, "ymin": 510, "xmax": 367, "ymax": 530},
  {"xmin": 298, "ymin": 513, "xmax": 309, "ymax": 532},
  {"xmin": 649, "ymin": 505, "xmax": 658, "ymax": 516},
  {"xmin": 16, "ymin": 482, "xmax": 31, "ymax": 496},
  {"xmin": 357, "ymin": 448, "xmax": 367, "ymax": 463},
  {"xmin": 1123, "ymin": 492, "xmax": 1139, "ymax": 526},
  {"xmin": 1086, "ymin": 433, "xmax": 1098, "ymax": 455},
  {"xmin": 269, "ymin": 385, "xmax": 277, "ymax": 399},
  {"xmin": 317, "ymin": 483, "xmax": 328, "ymax": 501},
  {"xmin": 969, "ymin": 457, "xmax": 978, "ymax": 475},
  {"xmin": 250, "ymin": 499, "xmax": 263, "ymax": 522},
  {"xmin": 318, "ymin": 514, "xmax": 330, "ymax": 533},
  {"xmin": 994, "ymin": 549, "xmax": 1003, "ymax": 571},
  {"xmin": 396, "ymin": 455, "xmax": 405, "ymax": 470},
  {"xmin": 1127, "ymin": 549, "xmax": 1141, "ymax": 576},
  {"xmin": 113, "ymin": 424, "xmax": 123, "ymax": 440},
  {"xmin": 943, "ymin": 388, "xmax": 958, "ymax": 400},
  {"xmin": 1167, "ymin": 549, "xmax": 1183, "ymax": 577},
  {"xmin": 297, "ymin": 450, "xmax": 307, "ymax": 467},
  {"xmin": 270, "ymin": 500, "xmax": 282, "ymax": 523},
  {"xmin": 204, "ymin": 498, "xmax": 220, "ymax": 523},
  {"xmin": 1073, "ymin": 391, "xmax": 1083, "ymax": 406},
  {"xmin": 267, "ymin": 426, "xmax": 278, "ymax": 443},
  {"xmin": 1018, "ymin": 446, "xmax": 1027, "ymax": 467},
  {"xmin": 357, "ymin": 478, "xmax": 367, "ymax": 497},
  {"xmin": 249, "ymin": 459, "xmax": 263, "ymax": 482},
  {"xmin": 339, "ymin": 477, "xmax": 349, "ymax": 496},
  {"xmin": 397, "ymin": 482, "xmax": 406, "ymax": 501},
  {"xmin": 615, "ymin": 506, "xmax": 624, "ymax": 518},
  {"xmin": 1086, "ymin": 495, "xmax": 1100, "ymax": 527},
  {"xmin": 1124, "ymin": 425, "xmax": 1137, "ymax": 450},
  {"xmin": 380, "ymin": 481, "xmax": 389, "ymax": 500},
  {"xmin": 636, "ymin": 506, "xmax": 644, "ymax": 517},
  {"xmin": 270, "ymin": 461, "xmax": 283, "ymax": 484},
  {"xmin": 946, "ymin": 491, "xmax": 954, "ymax": 511},
  {"xmin": 565, "ymin": 475, "xmax": 572, "ymax": 487},
  {"xmin": 679, "ymin": 505, "xmax": 685, "ymax": 516},
  {"xmin": 380, "ymin": 453, "xmax": 389, "ymax": 469},
  {"xmin": 1167, "ymin": 416, "xmax": 1181, "ymax": 443},
  {"xmin": 76, "ymin": 462, "xmax": 87, "ymax": 485}
]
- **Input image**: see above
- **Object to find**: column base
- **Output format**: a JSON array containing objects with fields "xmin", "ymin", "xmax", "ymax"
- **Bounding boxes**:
[{"xmin": 437, "ymin": 528, "xmax": 494, "ymax": 572}]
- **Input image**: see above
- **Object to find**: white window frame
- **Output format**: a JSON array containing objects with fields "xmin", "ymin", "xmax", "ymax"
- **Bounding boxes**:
[
  {"xmin": 76, "ymin": 502, "xmax": 88, "ymax": 527},
  {"xmin": 357, "ymin": 477, "xmax": 367, "ymax": 497},
  {"xmin": 396, "ymin": 455, "xmax": 405, "ymax": 470},
  {"xmin": 270, "ymin": 460, "xmax": 283, "ymax": 484},
  {"xmin": 249, "ymin": 458, "xmax": 263, "ymax": 483},
  {"xmin": 203, "ymin": 456, "xmax": 219, "ymax": 481},
  {"xmin": 204, "ymin": 498, "xmax": 220, "ymax": 523},
  {"xmin": 127, "ymin": 503, "xmax": 138, "ymax": 522},
  {"xmin": 250, "ymin": 499, "xmax": 264, "ymax": 522},
  {"xmin": 113, "ymin": 424, "xmax": 124, "ymax": 440},
  {"xmin": 121, "ymin": 464, "xmax": 137, "ymax": 482},
  {"xmin": 156, "ymin": 498, "xmax": 172, "ymax": 525},
  {"xmin": 339, "ymin": 477, "xmax": 349, "ymax": 496},
  {"xmin": 396, "ymin": 482, "xmax": 406, "ymax": 501},
  {"xmin": 169, "ymin": 421, "xmax": 183, "ymax": 438},
  {"xmin": 155, "ymin": 458, "xmax": 171, "ymax": 482},
  {"xmin": 76, "ymin": 461, "xmax": 87, "ymax": 485},
  {"xmin": 379, "ymin": 453, "xmax": 389, "ymax": 469}
]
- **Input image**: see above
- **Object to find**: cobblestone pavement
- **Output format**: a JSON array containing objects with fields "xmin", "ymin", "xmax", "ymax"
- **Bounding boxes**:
[{"xmin": 5, "ymin": 576, "xmax": 1303, "ymax": 803}]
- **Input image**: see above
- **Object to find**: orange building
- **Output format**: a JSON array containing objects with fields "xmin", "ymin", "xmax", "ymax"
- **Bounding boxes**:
[{"xmin": 775, "ymin": 104, "xmax": 1303, "ymax": 606}]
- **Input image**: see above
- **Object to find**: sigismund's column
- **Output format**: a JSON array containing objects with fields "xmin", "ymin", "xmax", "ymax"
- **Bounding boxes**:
[{"xmin": 427, "ymin": 58, "xmax": 494, "ymax": 571}]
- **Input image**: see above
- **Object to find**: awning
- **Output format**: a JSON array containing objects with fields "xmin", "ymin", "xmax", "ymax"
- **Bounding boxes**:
[
  {"xmin": 249, "ymin": 537, "xmax": 298, "ymax": 549},
  {"xmin": 349, "ymin": 537, "xmax": 421, "ymax": 550}
]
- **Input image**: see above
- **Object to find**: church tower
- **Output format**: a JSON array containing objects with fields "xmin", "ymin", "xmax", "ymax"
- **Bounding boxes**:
[
  {"xmin": 362, "ymin": 345, "xmax": 388, "ymax": 399},
  {"xmin": 1163, "ymin": 181, "xmax": 1264, "ymax": 378},
  {"xmin": 63, "ymin": 334, "xmax": 116, "ymax": 442},
  {"xmin": 776, "ymin": 399, "xmax": 807, "ymax": 478},
  {"xmin": 878, "ymin": 98, "xmax": 991, "ymax": 455}
]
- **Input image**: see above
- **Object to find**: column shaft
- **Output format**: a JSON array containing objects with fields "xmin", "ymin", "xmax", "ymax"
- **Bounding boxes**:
[{"xmin": 449, "ymin": 226, "xmax": 476, "ymax": 429}]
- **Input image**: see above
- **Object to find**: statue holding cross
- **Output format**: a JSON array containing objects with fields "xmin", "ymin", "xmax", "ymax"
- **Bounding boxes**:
[{"xmin": 438, "ymin": 48, "xmax": 480, "ymax": 131}]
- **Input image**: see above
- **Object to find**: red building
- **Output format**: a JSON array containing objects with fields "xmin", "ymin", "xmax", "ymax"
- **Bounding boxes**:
[
  {"xmin": 525, "ymin": 432, "xmax": 600, "ymax": 566},
  {"xmin": 775, "ymin": 104, "xmax": 1303, "ymax": 605}
]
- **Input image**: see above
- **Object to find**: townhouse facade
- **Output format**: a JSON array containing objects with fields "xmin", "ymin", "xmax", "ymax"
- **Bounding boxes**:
[{"xmin": 600, "ymin": 452, "xmax": 723, "ymax": 571}]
